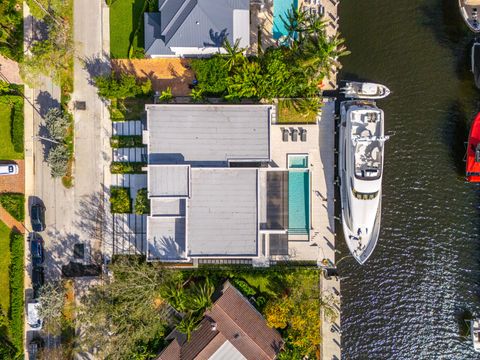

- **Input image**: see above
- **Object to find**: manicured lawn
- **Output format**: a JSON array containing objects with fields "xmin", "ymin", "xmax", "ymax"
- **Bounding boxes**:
[
  {"xmin": 0, "ymin": 104, "xmax": 23, "ymax": 160},
  {"xmin": 277, "ymin": 99, "xmax": 319, "ymax": 124},
  {"xmin": 0, "ymin": 220, "xmax": 11, "ymax": 314},
  {"xmin": 110, "ymin": 0, "xmax": 149, "ymax": 58},
  {"xmin": 0, "ymin": 193, "xmax": 25, "ymax": 222}
]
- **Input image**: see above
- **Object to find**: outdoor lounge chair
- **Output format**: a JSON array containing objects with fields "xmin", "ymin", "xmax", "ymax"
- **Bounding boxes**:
[
  {"xmin": 291, "ymin": 128, "xmax": 298, "ymax": 142},
  {"xmin": 282, "ymin": 128, "xmax": 289, "ymax": 142},
  {"xmin": 300, "ymin": 128, "xmax": 307, "ymax": 142}
]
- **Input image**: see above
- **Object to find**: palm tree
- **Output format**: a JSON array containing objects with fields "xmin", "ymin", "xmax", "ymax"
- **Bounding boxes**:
[
  {"xmin": 292, "ymin": 98, "xmax": 322, "ymax": 120},
  {"xmin": 176, "ymin": 313, "xmax": 200, "ymax": 342},
  {"xmin": 305, "ymin": 15, "xmax": 327, "ymax": 37},
  {"xmin": 280, "ymin": 5, "xmax": 309, "ymax": 42},
  {"xmin": 299, "ymin": 34, "xmax": 351, "ymax": 79},
  {"xmin": 161, "ymin": 281, "xmax": 187, "ymax": 312},
  {"xmin": 189, "ymin": 279, "xmax": 215, "ymax": 312},
  {"xmin": 222, "ymin": 38, "xmax": 246, "ymax": 71}
]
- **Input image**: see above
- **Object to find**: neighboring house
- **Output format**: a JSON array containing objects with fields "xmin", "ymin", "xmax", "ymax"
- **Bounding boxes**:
[
  {"xmin": 143, "ymin": 104, "xmax": 318, "ymax": 264},
  {"xmin": 157, "ymin": 281, "xmax": 284, "ymax": 360},
  {"xmin": 144, "ymin": 0, "xmax": 250, "ymax": 57}
]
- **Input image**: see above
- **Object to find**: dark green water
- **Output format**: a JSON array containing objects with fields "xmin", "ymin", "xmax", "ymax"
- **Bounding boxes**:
[{"xmin": 339, "ymin": 0, "xmax": 480, "ymax": 358}]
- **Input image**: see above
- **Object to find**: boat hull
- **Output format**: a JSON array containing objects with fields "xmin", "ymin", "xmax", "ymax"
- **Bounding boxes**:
[
  {"xmin": 340, "ymin": 81, "xmax": 391, "ymax": 100},
  {"xmin": 459, "ymin": 0, "xmax": 480, "ymax": 33},
  {"xmin": 466, "ymin": 112, "xmax": 480, "ymax": 182}
]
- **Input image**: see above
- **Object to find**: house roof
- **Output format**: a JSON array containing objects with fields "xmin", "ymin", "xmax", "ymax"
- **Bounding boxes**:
[
  {"xmin": 187, "ymin": 168, "xmax": 258, "ymax": 257},
  {"xmin": 146, "ymin": 105, "xmax": 271, "ymax": 165},
  {"xmin": 145, "ymin": 0, "xmax": 250, "ymax": 56},
  {"xmin": 157, "ymin": 282, "xmax": 284, "ymax": 360}
]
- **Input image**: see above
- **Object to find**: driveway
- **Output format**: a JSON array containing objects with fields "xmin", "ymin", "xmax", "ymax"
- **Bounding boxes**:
[{"xmin": 0, "ymin": 160, "xmax": 24, "ymax": 193}]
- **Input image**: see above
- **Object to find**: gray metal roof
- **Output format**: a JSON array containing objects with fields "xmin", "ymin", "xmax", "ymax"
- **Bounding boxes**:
[
  {"xmin": 187, "ymin": 168, "xmax": 258, "ymax": 256},
  {"xmin": 146, "ymin": 104, "xmax": 271, "ymax": 165},
  {"xmin": 148, "ymin": 164, "xmax": 190, "ymax": 197},
  {"xmin": 147, "ymin": 216, "xmax": 186, "ymax": 260},
  {"xmin": 144, "ymin": 0, "xmax": 249, "ymax": 56}
]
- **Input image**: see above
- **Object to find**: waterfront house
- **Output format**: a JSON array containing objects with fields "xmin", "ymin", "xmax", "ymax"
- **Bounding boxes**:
[
  {"xmin": 157, "ymin": 281, "xmax": 283, "ymax": 360},
  {"xmin": 143, "ymin": 103, "xmax": 330, "ymax": 265},
  {"xmin": 144, "ymin": 0, "xmax": 250, "ymax": 57}
]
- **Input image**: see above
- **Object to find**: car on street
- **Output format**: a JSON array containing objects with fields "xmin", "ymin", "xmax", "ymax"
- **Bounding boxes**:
[
  {"xmin": 27, "ymin": 302, "xmax": 43, "ymax": 330},
  {"xmin": 0, "ymin": 164, "xmax": 18, "ymax": 175},
  {"xmin": 31, "ymin": 266, "xmax": 44, "ymax": 299},
  {"xmin": 30, "ymin": 204, "xmax": 45, "ymax": 232},
  {"xmin": 29, "ymin": 233, "xmax": 44, "ymax": 267}
]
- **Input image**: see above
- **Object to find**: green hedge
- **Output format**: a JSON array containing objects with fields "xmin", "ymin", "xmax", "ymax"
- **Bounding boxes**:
[
  {"xmin": 110, "ymin": 162, "xmax": 146, "ymax": 174},
  {"xmin": 0, "ymin": 194, "xmax": 24, "ymax": 222},
  {"xmin": 134, "ymin": 188, "xmax": 150, "ymax": 214},
  {"xmin": 110, "ymin": 187, "xmax": 132, "ymax": 213},
  {"xmin": 110, "ymin": 135, "xmax": 144, "ymax": 148},
  {"xmin": 11, "ymin": 98, "xmax": 24, "ymax": 153},
  {"xmin": 9, "ymin": 232, "xmax": 23, "ymax": 354}
]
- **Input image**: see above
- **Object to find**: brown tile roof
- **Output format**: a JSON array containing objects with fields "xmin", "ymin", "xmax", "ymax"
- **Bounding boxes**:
[{"xmin": 157, "ymin": 282, "xmax": 283, "ymax": 360}]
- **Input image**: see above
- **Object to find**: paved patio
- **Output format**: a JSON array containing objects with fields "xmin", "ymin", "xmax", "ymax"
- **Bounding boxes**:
[{"xmin": 111, "ymin": 59, "xmax": 194, "ymax": 96}]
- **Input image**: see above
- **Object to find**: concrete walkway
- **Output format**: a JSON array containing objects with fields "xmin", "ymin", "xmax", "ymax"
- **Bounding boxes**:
[{"xmin": 0, "ymin": 55, "xmax": 22, "ymax": 84}]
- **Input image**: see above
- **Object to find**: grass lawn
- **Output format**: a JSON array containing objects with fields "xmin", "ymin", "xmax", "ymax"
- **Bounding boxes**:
[
  {"xmin": 0, "ymin": 105, "xmax": 23, "ymax": 160},
  {"xmin": 0, "ymin": 220, "xmax": 11, "ymax": 314},
  {"xmin": 277, "ymin": 98, "xmax": 319, "ymax": 124},
  {"xmin": 110, "ymin": 0, "xmax": 149, "ymax": 58}
]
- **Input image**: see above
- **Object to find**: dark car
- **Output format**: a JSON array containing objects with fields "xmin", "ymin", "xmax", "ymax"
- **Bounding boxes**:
[
  {"xmin": 30, "ymin": 204, "xmax": 45, "ymax": 232},
  {"xmin": 31, "ymin": 266, "xmax": 44, "ymax": 299},
  {"xmin": 29, "ymin": 233, "xmax": 44, "ymax": 267}
]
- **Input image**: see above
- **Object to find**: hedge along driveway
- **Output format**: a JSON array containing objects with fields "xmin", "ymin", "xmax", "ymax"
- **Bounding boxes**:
[
  {"xmin": 110, "ymin": 0, "xmax": 150, "ymax": 58},
  {"xmin": 0, "ymin": 220, "xmax": 11, "ymax": 314}
]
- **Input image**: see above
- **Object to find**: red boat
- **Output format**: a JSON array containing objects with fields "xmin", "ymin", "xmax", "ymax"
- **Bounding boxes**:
[{"xmin": 466, "ymin": 112, "xmax": 480, "ymax": 182}]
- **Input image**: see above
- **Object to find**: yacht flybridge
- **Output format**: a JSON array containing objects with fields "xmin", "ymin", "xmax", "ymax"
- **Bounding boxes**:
[
  {"xmin": 459, "ymin": 0, "xmax": 480, "ymax": 33},
  {"xmin": 339, "ymin": 101, "xmax": 389, "ymax": 264}
]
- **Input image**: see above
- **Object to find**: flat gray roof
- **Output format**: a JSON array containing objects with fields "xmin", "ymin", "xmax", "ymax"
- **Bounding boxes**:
[
  {"xmin": 146, "ymin": 105, "xmax": 271, "ymax": 165},
  {"xmin": 187, "ymin": 168, "xmax": 258, "ymax": 256},
  {"xmin": 147, "ymin": 217, "xmax": 186, "ymax": 260},
  {"xmin": 148, "ymin": 165, "xmax": 189, "ymax": 197}
]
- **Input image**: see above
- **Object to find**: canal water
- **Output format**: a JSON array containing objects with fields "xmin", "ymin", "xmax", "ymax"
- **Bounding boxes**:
[{"xmin": 339, "ymin": 0, "xmax": 480, "ymax": 358}]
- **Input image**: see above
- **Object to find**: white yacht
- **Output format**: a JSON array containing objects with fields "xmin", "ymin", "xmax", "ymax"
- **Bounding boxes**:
[
  {"xmin": 340, "ymin": 81, "xmax": 390, "ymax": 100},
  {"xmin": 339, "ymin": 100, "xmax": 389, "ymax": 264},
  {"xmin": 471, "ymin": 318, "xmax": 480, "ymax": 352},
  {"xmin": 459, "ymin": 0, "xmax": 480, "ymax": 33}
]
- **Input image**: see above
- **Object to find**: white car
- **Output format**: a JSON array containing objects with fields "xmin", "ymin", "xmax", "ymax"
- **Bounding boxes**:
[
  {"xmin": 27, "ymin": 302, "xmax": 43, "ymax": 330},
  {"xmin": 0, "ymin": 164, "xmax": 18, "ymax": 175}
]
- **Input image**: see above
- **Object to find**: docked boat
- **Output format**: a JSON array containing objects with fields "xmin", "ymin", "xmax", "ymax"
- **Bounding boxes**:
[
  {"xmin": 466, "ymin": 112, "xmax": 480, "ymax": 182},
  {"xmin": 471, "ymin": 318, "xmax": 480, "ymax": 352},
  {"xmin": 339, "ymin": 100, "xmax": 389, "ymax": 264},
  {"xmin": 472, "ymin": 41, "xmax": 480, "ymax": 89},
  {"xmin": 459, "ymin": 0, "xmax": 480, "ymax": 33},
  {"xmin": 340, "ymin": 81, "xmax": 390, "ymax": 100}
]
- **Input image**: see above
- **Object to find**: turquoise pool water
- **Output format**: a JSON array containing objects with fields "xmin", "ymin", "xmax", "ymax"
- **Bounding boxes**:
[
  {"xmin": 273, "ymin": 0, "xmax": 298, "ymax": 40},
  {"xmin": 288, "ymin": 170, "xmax": 310, "ymax": 234},
  {"xmin": 288, "ymin": 154, "xmax": 308, "ymax": 169}
]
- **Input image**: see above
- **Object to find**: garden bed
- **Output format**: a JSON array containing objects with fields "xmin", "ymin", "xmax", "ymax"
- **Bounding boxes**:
[
  {"xmin": 110, "ymin": 135, "xmax": 144, "ymax": 148},
  {"xmin": 277, "ymin": 99, "xmax": 319, "ymax": 124},
  {"xmin": 110, "ymin": 162, "xmax": 146, "ymax": 174},
  {"xmin": 109, "ymin": 98, "xmax": 148, "ymax": 121},
  {"xmin": 110, "ymin": 186, "xmax": 132, "ymax": 213}
]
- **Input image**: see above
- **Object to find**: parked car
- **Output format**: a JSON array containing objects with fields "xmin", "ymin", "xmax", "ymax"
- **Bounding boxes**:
[
  {"xmin": 27, "ymin": 302, "xmax": 43, "ymax": 330},
  {"xmin": 0, "ymin": 164, "xmax": 18, "ymax": 175},
  {"xmin": 30, "ymin": 204, "xmax": 45, "ymax": 232},
  {"xmin": 29, "ymin": 233, "xmax": 44, "ymax": 267},
  {"xmin": 31, "ymin": 266, "xmax": 44, "ymax": 299}
]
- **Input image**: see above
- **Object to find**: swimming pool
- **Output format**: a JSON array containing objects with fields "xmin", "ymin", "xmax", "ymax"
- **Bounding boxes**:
[
  {"xmin": 288, "ymin": 154, "xmax": 308, "ymax": 169},
  {"xmin": 273, "ymin": 0, "xmax": 298, "ymax": 40},
  {"xmin": 288, "ymin": 170, "xmax": 310, "ymax": 235}
]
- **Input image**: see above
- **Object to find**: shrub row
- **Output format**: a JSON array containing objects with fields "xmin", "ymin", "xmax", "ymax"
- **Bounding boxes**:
[
  {"xmin": 0, "ymin": 193, "xmax": 24, "ymax": 222},
  {"xmin": 110, "ymin": 187, "xmax": 131, "ymax": 213},
  {"xmin": 110, "ymin": 135, "xmax": 144, "ymax": 148},
  {"xmin": 134, "ymin": 188, "xmax": 150, "ymax": 214},
  {"xmin": 9, "ymin": 232, "xmax": 24, "ymax": 354},
  {"xmin": 110, "ymin": 162, "xmax": 146, "ymax": 174}
]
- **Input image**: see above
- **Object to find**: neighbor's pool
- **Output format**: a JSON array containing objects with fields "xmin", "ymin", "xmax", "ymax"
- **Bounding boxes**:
[
  {"xmin": 273, "ymin": 0, "xmax": 298, "ymax": 40},
  {"xmin": 288, "ymin": 170, "xmax": 310, "ymax": 235}
]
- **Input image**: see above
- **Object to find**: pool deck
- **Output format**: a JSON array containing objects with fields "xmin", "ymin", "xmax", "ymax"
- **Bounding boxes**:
[{"xmin": 270, "ymin": 98, "xmax": 341, "ymax": 360}]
